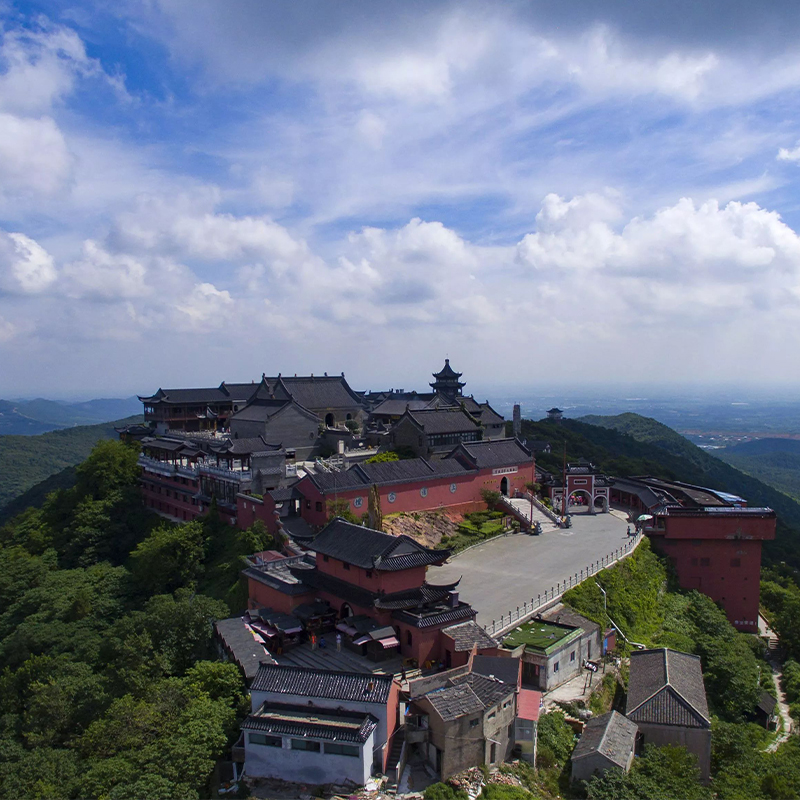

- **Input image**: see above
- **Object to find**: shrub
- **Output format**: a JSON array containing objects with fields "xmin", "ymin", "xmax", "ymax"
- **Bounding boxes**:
[{"xmin": 424, "ymin": 783, "xmax": 468, "ymax": 800}]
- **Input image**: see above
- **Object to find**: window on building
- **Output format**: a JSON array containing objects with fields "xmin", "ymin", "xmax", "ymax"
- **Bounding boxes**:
[
  {"xmin": 406, "ymin": 631, "xmax": 412, "ymax": 647},
  {"xmin": 315, "ymin": 502, "xmax": 322, "ymax": 512},
  {"xmin": 553, "ymin": 662, "xmax": 559, "ymax": 673},
  {"xmin": 488, "ymin": 710, "xmax": 496, "ymax": 720},
  {"xmin": 291, "ymin": 739, "xmax": 321, "ymax": 752},
  {"xmin": 700, "ymin": 557, "xmax": 711, "ymax": 567},
  {"xmin": 366, "ymin": 570, "xmax": 373, "ymax": 578},
  {"xmin": 249, "ymin": 733, "xmax": 282, "ymax": 747},
  {"xmin": 570, "ymin": 651, "xmax": 575, "ymax": 662},
  {"xmin": 343, "ymin": 562, "xmax": 350, "ymax": 570},
  {"xmin": 731, "ymin": 558, "xmax": 741, "ymax": 567},
  {"xmin": 322, "ymin": 555, "xmax": 329, "ymax": 562},
  {"xmin": 470, "ymin": 718, "xmax": 479, "ymax": 728},
  {"xmin": 324, "ymin": 743, "xmax": 359, "ymax": 757}
]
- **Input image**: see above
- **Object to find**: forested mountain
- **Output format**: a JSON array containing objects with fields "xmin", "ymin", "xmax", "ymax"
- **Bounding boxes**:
[
  {"xmin": 517, "ymin": 414, "xmax": 800, "ymax": 570},
  {"xmin": 712, "ymin": 438, "xmax": 800, "ymax": 503},
  {"xmin": 0, "ymin": 397, "xmax": 141, "ymax": 435},
  {"xmin": 0, "ymin": 416, "xmax": 142, "ymax": 510},
  {"xmin": 0, "ymin": 440, "xmax": 275, "ymax": 799}
]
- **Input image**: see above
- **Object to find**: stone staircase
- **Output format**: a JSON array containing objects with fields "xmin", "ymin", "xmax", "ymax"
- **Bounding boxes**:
[{"xmin": 385, "ymin": 727, "xmax": 406, "ymax": 784}]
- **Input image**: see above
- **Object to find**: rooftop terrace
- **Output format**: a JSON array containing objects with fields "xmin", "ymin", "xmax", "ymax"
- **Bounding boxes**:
[{"xmin": 502, "ymin": 620, "xmax": 582, "ymax": 653}]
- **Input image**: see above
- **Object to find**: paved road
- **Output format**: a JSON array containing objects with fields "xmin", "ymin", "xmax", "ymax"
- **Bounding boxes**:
[{"xmin": 435, "ymin": 512, "xmax": 631, "ymax": 628}]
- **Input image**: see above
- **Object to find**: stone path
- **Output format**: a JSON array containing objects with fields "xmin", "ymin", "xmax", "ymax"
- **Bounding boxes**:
[{"xmin": 759, "ymin": 614, "xmax": 794, "ymax": 751}]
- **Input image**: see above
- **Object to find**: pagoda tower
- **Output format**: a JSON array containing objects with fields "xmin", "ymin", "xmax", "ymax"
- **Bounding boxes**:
[{"xmin": 430, "ymin": 359, "xmax": 466, "ymax": 402}]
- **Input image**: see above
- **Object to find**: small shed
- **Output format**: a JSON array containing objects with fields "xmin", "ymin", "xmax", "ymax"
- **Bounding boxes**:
[
  {"xmin": 515, "ymin": 688, "xmax": 542, "ymax": 765},
  {"xmin": 754, "ymin": 691, "xmax": 778, "ymax": 729},
  {"xmin": 571, "ymin": 710, "xmax": 638, "ymax": 784}
]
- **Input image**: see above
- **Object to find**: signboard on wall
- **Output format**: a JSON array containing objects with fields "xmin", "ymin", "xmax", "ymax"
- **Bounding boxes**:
[{"xmin": 492, "ymin": 466, "xmax": 519, "ymax": 476}]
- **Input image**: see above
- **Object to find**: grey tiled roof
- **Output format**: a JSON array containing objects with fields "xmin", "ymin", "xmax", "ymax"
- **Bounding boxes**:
[
  {"xmin": 229, "ymin": 399, "xmax": 290, "ymax": 422},
  {"xmin": 140, "ymin": 382, "xmax": 258, "ymax": 404},
  {"xmin": 214, "ymin": 616, "xmax": 277, "ymax": 680},
  {"xmin": 406, "ymin": 408, "xmax": 481, "ymax": 434},
  {"xmin": 306, "ymin": 457, "xmax": 470, "ymax": 493},
  {"xmin": 425, "ymin": 682, "xmax": 485, "ymax": 721},
  {"xmin": 309, "ymin": 518, "xmax": 450, "ymax": 571},
  {"xmin": 572, "ymin": 711, "xmax": 637, "ymax": 768},
  {"xmin": 250, "ymin": 663, "xmax": 393, "ymax": 703},
  {"xmin": 371, "ymin": 397, "xmax": 438, "ymax": 416},
  {"xmin": 392, "ymin": 602, "xmax": 476, "ymax": 629},
  {"xmin": 277, "ymin": 375, "xmax": 362, "ymax": 410},
  {"xmin": 243, "ymin": 701, "xmax": 378, "ymax": 743},
  {"xmin": 375, "ymin": 580, "xmax": 460, "ymax": 610},
  {"xmin": 449, "ymin": 437, "xmax": 533, "ymax": 469},
  {"xmin": 443, "ymin": 621, "xmax": 498, "ymax": 652},
  {"xmin": 626, "ymin": 649, "xmax": 710, "ymax": 728},
  {"xmin": 415, "ymin": 667, "xmax": 515, "ymax": 722}
]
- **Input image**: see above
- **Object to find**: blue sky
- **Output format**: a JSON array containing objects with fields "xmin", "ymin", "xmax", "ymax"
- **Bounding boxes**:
[{"xmin": 2, "ymin": 1, "xmax": 800, "ymax": 397}]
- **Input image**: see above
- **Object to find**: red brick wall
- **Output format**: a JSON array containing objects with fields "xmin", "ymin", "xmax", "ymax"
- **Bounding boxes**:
[
  {"xmin": 297, "ymin": 459, "xmax": 535, "ymax": 527},
  {"xmin": 246, "ymin": 577, "xmax": 315, "ymax": 613},
  {"xmin": 316, "ymin": 558, "xmax": 428, "ymax": 594},
  {"xmin": 649, "ymin": 512, "xmax": 775, "ymax": 631}
]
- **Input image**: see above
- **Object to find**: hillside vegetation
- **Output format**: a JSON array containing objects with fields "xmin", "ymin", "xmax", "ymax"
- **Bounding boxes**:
[
  {"xmin": 0, "ymin": 440, "xmax": 274, "ymax": 799},
  {"xmin": 0, "ymin": 416, "xmax": 142, "ymax": 511},
  {"xmin": 713, "ymin": 439, "xmax": 800, "ymax": 502},
  {"xmin": 524, "ymin": 412, "xmax": 800, "ymax": 569}
]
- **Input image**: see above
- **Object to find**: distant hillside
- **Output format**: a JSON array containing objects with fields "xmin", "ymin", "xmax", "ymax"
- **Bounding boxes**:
[
  {"xmin": 724, "ymin": 438, "xmax": 800, "ymax": 457},
  {"xmin": 519, "ymin": 413, "xmax": 800, "ymax": 570},
  {"xmin": 715, "ymin": 443, "xmax": 800, "ymax": 502},
  {"xmin": 0, "ymin": 396, "xmax": 141, "ymax": 435},
  {"xmin": 0, "ymin": 465, "xmax": 78, "ymax": 525},
  {"xmin": 0, "ymin": 415, "xmax": 142, "ymax": 509}
]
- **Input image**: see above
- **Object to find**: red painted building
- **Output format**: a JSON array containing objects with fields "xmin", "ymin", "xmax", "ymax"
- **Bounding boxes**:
[
  {"xmin": 296, "ymin": 438, "xmax": 535, "ymax": 528},
  {"xmin": 244, "ymin": 518, "xmax": 497, "ymax": 666},
  {"xmin": 612, "ymin": 477, "xmax": 776, "ymax": 631}
]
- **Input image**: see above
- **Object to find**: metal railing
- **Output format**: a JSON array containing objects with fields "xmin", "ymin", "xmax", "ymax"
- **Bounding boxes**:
[{"xmin": 483, "ymin": 532, "xmax": 643, "ymax": 637}]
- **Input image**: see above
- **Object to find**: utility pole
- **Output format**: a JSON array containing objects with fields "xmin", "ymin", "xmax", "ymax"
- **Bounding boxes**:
[{"xmin": 562, "ymin": 442, "xmax": 567, "ymax": 517}]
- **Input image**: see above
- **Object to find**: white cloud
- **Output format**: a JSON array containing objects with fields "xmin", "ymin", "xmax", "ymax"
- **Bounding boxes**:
[
  {"xmin": 0, "ymin": 231, "xmax": 57, "ymax": 294},
  {"xmin": 0, "ymin": 113, "xmax": 72, "ymax": 197},
  {"xmin": 778, "ymin": 142, "xmax": 800, "ymax": 163},
  {"xmin": 0, "ymin": 24, "xmax": 94, "ymax": 115},
  {"xmin": 174, "ymin": 282, "xmax": 234, "ymax": 329},
  {"xmin": 62, "ymin": 240, "xmax": 151, "ymax": 299}
]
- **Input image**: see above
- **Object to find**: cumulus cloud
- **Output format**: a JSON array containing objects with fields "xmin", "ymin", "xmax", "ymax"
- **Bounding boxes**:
[
  {"xmin": 0, "ymin": 231, "xmax": 57, "ymax": 294},
  {"xmin": 174, "ymin": 282, "xmax": 234, "ymax": 329},
  {"xmin": 0, "ymin": 113, "xmax": 73, "ymax": 197},
  {"xmin": 778, "ymin": 142, "xmax": 800, "ymax": 163}
]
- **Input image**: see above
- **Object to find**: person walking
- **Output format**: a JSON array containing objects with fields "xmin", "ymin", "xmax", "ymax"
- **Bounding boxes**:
[{"xmin": 336, "ymin": 632, "xmax": 342, "ymax": 652}]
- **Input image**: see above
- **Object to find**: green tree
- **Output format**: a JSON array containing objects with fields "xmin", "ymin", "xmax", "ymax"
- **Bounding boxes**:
[
  {"xmin": 537, "ymin": 711, "xmax": 575, "ymax": 766},
  {"xmin": 587, "ymin": 744, "xmax": 711, "ymax": 800},
  {"xmin": 130, "ymin": 521, "xmax": 206, "ymax": 595}
]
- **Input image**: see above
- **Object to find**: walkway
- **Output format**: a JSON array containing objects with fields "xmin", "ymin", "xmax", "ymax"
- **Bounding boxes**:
[
  {"xmin": 759, "ymin": 614, "xmax": 794, "ymax": 751},
  {"xmin": 434, "ymin": 511, "xmax": 631, "ymax": 631}
]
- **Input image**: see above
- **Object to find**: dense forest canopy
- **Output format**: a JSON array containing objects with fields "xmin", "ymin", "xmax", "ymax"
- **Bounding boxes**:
[{"xmin": 0, "ymin": 440, "xmax": 275, "ymax": 799}]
